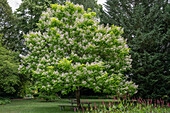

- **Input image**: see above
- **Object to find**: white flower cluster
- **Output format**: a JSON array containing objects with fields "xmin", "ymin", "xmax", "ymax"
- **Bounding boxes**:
[{"xmin": 19, "ymin": 2, "xmax": 137, "ymax": 95}]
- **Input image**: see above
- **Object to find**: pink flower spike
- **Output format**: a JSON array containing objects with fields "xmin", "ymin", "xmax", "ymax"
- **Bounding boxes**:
[
  {"xmin": 86, "ymin": 99, "xmax": 89, "ymax": 103},
  {"xmin": 81, "ymin": 105, "xmax": 84, "ymax": 112},
  {"xmin": 147, "ymin": 99, "xmax": 149, "ymax": 105},
  {"xmin": 74, "ymin": 108, "xmax": 76, "ymax": 112},
  {"xmin": 107, "ymin": 103, "xmax": 109, "ymax": 107},
  {"xmin": 91, "ymin": 105, "xmax": 93, "ymax": 110},
  {"xmin": 167, "ymin": 103, "xmax": 170, "ymax": 107},
  {"xmin": 103, "ymin": 99, "xmax": 105, "ymax": 105},
  {"xmin": 117, "ymin": 97, "xmax": 119, "ymax": 104},
  {"xmin": 162, "ymin": 100, "xmax": 164, "ymax": 107},
  {"xmin": 153, "ymin": 103, "xmax": 155, "ymax": 107},
  {"xmin": 150, "ymin": 99, "xmax": 152, "ymax": 104},
  {"xmin": 144, "ymin": 99, "xmax": 146, "ymax": 104}
]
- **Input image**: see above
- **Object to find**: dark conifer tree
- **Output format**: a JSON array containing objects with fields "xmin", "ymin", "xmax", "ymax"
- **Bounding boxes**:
[
  {"xmin": 0, "ymin": 0, "xmax": 21, "ymax": 51},
  {"xmin": 103, "ymin": 0, "xmax": 170, "ymax": 100}
]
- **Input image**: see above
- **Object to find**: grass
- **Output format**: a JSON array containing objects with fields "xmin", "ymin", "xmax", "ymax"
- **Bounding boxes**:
[
  {"xmin": 0, "ymin": 99, "xmax": 75, "ymax": 113},
  {"xmin": 0, "ymin": 98, "xmax": 114, "ymax": 113},
  {"xmin": 0, "ymin": 98, "xmax": 169, "ymax": 113}
]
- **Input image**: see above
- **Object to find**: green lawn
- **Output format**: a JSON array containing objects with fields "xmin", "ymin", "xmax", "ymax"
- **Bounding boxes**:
[
  {"xmin": 0, "ymin": 99, "xmax": 76, "ymax": 113},
  {"xmin": 0, "ymin": 98, "xmax": 114, "ymax": 113},
  {"xmin": 0, "ymin": 99, "xmax": 169, "ymax": 113}
]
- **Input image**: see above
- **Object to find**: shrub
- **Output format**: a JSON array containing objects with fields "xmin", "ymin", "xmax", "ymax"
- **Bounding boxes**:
[
  {"xmin": 38, "ymin": 94, "xmax": 60, "ymax": 102},
  {"xmin": 0, "ymin": 97, "xmax": 11, "ymax": 105}
]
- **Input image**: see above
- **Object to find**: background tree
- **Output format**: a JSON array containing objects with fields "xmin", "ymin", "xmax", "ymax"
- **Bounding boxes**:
[
  {"xmin": 103, "ymin": 0, "xmax": 170, "ymax": 100},
  {"xmin": 0, "ymin": 34, "xmax": 28, "ymax": 97},
  {"xmin": 11, "ymin": 0, "xmax": 52, "ymax": 53},
  {"xmin": 0, "ymin": 0, "xmax": 21, "ymax": 51},
  {"xmin": 15, "ymin": 0, "xmax": 51, "ymax": 34},
  {"xmin": 19, "ymin": 2, "xmax": 138, "ymax": 107},
  {"xmin": 70, "ymin": 0, "xmax": 101, "ymax": 16},
  {"xmin": 0, "ymin": 1, "xmax": 29, "ymax": 97},
  {"xmin": 0, "ymin": 0, "xmax": 12, "ymax": 34}
]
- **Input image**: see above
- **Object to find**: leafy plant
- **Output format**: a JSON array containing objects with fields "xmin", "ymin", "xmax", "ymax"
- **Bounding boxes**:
[
  {"xmin": 38, "ymin": 94, "xmax": 60, "ymax": 102},
  {"xmin": 0, "ymin": 34, "xmax": 28, "ymax": 97},
  {"xmin": 0, "ymin": 97, "xmax": 11, "ymax": 105},
  {"xmin": 80, "ymin": 94, "xmax": 170, "ymax": 113}
]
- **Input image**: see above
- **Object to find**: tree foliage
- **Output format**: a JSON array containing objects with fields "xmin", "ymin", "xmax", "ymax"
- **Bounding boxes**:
[
  {"xmin": 19, "ymin": 2, "xmax": 138, "ymax": 106},
  {"xmin": 15, "ymin": 0, "xmax": 101, "ymax": 34},
  {"xmin": 0, "ymin": 34, "xmax": 28, "ymax": 97},
  {"xmin": 11, "ymin": 0, "xmax": 101, "ymax": 53},
  {"xmin": 0, "ymin": 0, "xmax": 21, "ymax": 51},
  {"xmin": 104, "ymin": 0, "xmax": 170, "ymax": 100},
  {"xmin": 15, "ymin": 0, "xmax": 51, "ymax": 34},
  {"xmin": 69, "ymin": 0, "xmax": 101, "ymax": 16},
  {"xmin": 0, "ymin": 0, "xmax": 12, "ymax": 31}
]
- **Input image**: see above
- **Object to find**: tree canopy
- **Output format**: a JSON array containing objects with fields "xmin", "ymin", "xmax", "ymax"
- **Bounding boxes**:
[
  {"xmin": 19, "ymin": 2, "xmax": 138, "ymax": 106},
  {"xmin": 0, "ymin": 0, "xmax": 20, "ymax": 51},
  {"xmin": 8, "ymin": 0, "xmax": 101, "ymax": 53}
]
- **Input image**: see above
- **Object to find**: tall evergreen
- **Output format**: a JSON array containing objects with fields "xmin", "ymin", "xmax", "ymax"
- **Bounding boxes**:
[
  {"xmin": 0, "ymin": 0, "xmax": 21, "ymax": 51},
  {"xmin": 0, "ymin": 0, "xmax": 12, "ymax": 31},
  {"xmin": 103, "ymin": 0, "xmax": 170, "ymax": 100}
]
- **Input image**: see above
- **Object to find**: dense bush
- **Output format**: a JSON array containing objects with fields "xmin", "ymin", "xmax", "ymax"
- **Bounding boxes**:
[
  {"xmin": 0, "ymin": 36, "xmax": 25, "ymax": 97},
  {"xmin": 0, "ymin": 97, "xmax": 11, "ymax": 105},
  {"xmin": 38, "ymin": 94, "xmax": 60, "ymax": 102}
]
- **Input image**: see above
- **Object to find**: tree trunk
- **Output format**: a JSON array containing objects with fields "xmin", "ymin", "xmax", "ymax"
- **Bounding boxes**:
[{"xmin": 75, "ymin": 87, "xmax": 81, "ymax": 108}]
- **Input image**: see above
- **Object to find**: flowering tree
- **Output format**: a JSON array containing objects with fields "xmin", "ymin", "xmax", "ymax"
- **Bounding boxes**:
[{"xmin": 19, "ymin": 2, "xmax": 138, "ymax": 107}]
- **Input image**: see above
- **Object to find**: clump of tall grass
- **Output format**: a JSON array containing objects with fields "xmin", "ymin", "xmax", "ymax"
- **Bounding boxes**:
[{"xmin": 78, "ymin": 94, "xmax": 170, "ymax": 113}]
